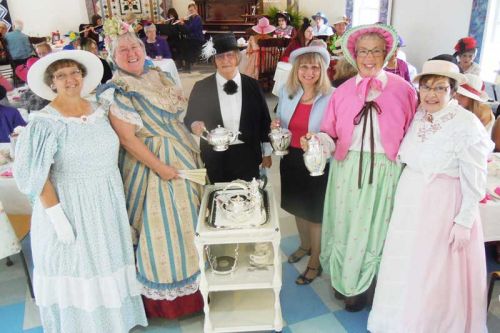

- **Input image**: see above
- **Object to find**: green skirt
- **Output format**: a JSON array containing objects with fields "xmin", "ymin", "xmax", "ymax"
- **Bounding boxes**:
[{"xmin": 320, "ymin": 151, "xmax": 402, "ymax": 296}]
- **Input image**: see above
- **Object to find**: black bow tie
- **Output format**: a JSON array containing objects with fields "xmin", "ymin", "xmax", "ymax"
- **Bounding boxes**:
[{"xmin": 223, "ymin": 80, "xmax": 238, "ymax": 95}]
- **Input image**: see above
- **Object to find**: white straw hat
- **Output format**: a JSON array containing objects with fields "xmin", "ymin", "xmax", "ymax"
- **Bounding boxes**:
[
  {"xmin": 413, "ymin": 60, "xmax": 466, "ymax": 85},
  {"xmin": 457, "ymin": 73, "xmax": 489, "ymax": 102},
  {"xmin": 27, "ymin": 50, "xmax": 103, "ymax": 101}
]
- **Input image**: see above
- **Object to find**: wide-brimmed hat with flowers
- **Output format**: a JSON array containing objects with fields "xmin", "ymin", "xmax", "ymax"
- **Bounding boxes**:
[
  {"xmin": 341, "ymin": 23, "xmax": 397, "ymax": 70},
  {"xmin": 457, "ymin": 73, "xmax": 489, "ymax": 102},
  {"xmin": 252, "ymin": 17, "xmax": 276, "ymax": 34},
  {"xmin": 412, "ymin": 60, "xmax": 466, "ymax": 85},
  {"xmin": 27, "ymin": 50, "xmax": 103, "ymax": 100},
  {"xmin": 331, "ymin": 16, "xmax": 348, "ymax": 25}
]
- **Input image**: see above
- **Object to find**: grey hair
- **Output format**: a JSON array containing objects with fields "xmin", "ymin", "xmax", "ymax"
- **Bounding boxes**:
[
  {"xmin": 13, "ymin": 19, "xmax": 23, "ymax": 31},
  {"xmin": 144, "ymin": 23, "xmax": 156, "ymax": 33},
  {"xmin": 355, "ymin": 32, "xmax": 386, "ymax": 52},
  {"xmin": 109, "ymin": 32, "xmax": 146, "ymax": 63}
]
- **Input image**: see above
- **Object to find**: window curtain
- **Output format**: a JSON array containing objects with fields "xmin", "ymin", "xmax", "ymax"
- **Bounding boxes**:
[
  {"xmin": 468, "ymin": 0, "xmax": 489, "ymax": 60},
  {"xmin": 345, "ymin": 0, "xmax": 391, "ymax": 25}
]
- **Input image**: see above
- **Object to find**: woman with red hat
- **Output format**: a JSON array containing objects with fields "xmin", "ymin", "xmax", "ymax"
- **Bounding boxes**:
[{"xmin": 454, "ymin": 36, "xmax": 481, "ymax": 75}]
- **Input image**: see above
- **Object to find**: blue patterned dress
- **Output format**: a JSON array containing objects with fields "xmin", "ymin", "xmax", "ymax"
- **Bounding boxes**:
[
  {"xmin": 97, "ymin": 68, "xmax": 203, "ymax": 317},
  {"xmin": 14, "ymin": 104, "xmax": 147, "ymax": 333}
]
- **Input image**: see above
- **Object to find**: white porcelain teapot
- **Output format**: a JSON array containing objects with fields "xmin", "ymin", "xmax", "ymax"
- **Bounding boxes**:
[
  {"xmin": 303, "ymin": 135, "xmax": 327, "ymax": 176},
  {"xmin": 201, "ymin": 125, "xmax": 239, "ymax": 152}
]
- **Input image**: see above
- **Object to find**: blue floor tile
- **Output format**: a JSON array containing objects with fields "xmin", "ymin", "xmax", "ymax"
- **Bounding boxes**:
[
  {"xmin": 289, "ymin": 313, "xmax": 347, "ymax": 333},
  {"xmin": 0, "ymin": 302, "xmax": 25, "ymax": 333},
  {"xmin": 280, "ymin": 235, "xmax": 300, "ymax": 257},
  {"xmin": 333, "ymin": 309, "xmax": 370, "ymax": 333},
  {"xmin": 280, "ymin": 263, "xmax": 330, "ymax": 325}
]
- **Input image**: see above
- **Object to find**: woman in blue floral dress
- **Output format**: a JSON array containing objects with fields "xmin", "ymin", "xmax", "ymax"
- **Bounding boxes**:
[{"xmin": 14, "ymin": 50, "xmax": 147, "ymax": 332}]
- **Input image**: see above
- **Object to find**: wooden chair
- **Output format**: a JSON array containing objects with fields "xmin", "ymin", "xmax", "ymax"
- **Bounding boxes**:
[{"xmin": 256, "ymin": 38, "xmax": 288, "ymax": 92}]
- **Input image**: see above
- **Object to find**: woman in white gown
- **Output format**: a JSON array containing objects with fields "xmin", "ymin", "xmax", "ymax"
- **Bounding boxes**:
[{"xmin": 368, "ymin": 60, "xmax": 493, "ymax": 333}]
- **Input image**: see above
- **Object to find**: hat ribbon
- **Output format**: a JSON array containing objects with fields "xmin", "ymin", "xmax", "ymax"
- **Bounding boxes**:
[
  {"xmin": 356, "ymin": 76, "xmax": 383, "ymax": 102},
  {"xmin": 461, "ymin": 84, "xmax": 482, "ymax": 98}
]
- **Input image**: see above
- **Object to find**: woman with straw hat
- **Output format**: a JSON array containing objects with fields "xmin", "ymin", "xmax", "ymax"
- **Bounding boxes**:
[
  {"xmin": 368, "ymin": 60, "xmax": 492, "ymax": 333},
  {"xmin": 14, "ymin": 50, "xmax": 147, "ymax": 332},
  {"xmin": 303, "ymin": 24, "xmax": 417, "ymax": 311}
]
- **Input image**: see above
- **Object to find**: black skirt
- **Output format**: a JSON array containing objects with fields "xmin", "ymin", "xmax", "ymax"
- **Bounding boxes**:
[{"xmin": 280, "ymin": 147, "xmax": 328, "ymax": 223}]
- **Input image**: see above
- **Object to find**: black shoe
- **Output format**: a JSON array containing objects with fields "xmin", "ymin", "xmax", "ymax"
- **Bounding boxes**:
[
  {"xmin": 295, "ymin": 265, "xmax": 322, "ymax": 285},
  {"xmin": 344, "ymin": 294, "xmax": 367, "ymax": 312},
  {"xmin": 333, "ymin": 288, "xmax": 345, "ymax": 300},
  {"xmin": 287, "ymin": 246, "xmax": 311, "ymax": 263}
]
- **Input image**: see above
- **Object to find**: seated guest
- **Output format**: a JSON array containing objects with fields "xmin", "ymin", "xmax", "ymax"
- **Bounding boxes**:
[
  {"xmin": 62, "ymin": 31, "xmax": 80, "ymax": 50},
  {"xmin": 185, "ymin": 33, "xmax": 272, "ymax": 183},
  {"xmin": 0, "ymin": 85, "xmax": 26, "ymax": 142},
  {"xmin": 142, "ymin": 23, "xmax": 172, "ymax": 59},
  {"xmin": 492, "ymin": 117, "xmax": 500, "ymax": 152},
  {"xmin": 35, "ymin": 42, "xmax": 52, "ymax": 58},
  {"xmin": 0, "ymin": 22, "xmax": 9, "ymax": 65},
  {"xmin": 384, "ymin": 35, "xmax": 411, "ymax": 82},
  {"xmin": 311, "ymin": 12, "xmax": 333, "ymax": 37},
  {"xmin": 178, "ymin": 3, "xmax": 204, "ymax": 72},
  {"xmin": 81, "ymin": 38, "xmax": 112, "ymax": 83},
  {"xmin": 331, "ymin": 57, "xmax": 357, "ymax": 87},
  {"xmin": 242, "ymin": 17, "xmax": 275, "ymax": 79},
  {"xmin": 328, "ymin": 16, "xmax": 348, "ymax": 55},
  {"xmin": 454, "ymin": 36, "xmax": 480, "ymax": 75},
  {"xmin": 274, "ymin": 12, "xmax": 295, "ymax": 38},
  {"xmin": 456, "ymin": 73, "xmax": 495, "ymax": 133},
  {"xmin": 5, "ymin": 20, "xmax": 33, "ymax": 65},
  {"xmin": 368, "ymin": 59, "xmax": 491, "ymax": 333},
  {"xmin": 281, "ymin": 18, "xmax": 314, "ymax": 61}
]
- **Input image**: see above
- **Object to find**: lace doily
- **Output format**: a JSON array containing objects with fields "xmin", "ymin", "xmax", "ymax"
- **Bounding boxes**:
[{"xmin": 140, "ymin": 277, "xmax": 200, "ymax": 300}]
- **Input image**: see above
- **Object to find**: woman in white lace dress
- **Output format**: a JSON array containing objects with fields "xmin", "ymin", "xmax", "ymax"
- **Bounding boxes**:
[
  {"xmin": 368, "ymin": 60, "xmax": 493, "ymax": 333},
  {"xmin": 14, "ymin": 50, "xmax": 147, "ymax": 332}
]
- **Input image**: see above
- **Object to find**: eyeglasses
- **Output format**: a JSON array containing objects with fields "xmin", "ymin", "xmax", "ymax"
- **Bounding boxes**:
[
  {"xmin": 215, "ymin": 52, "xmax": 236, "ymax": 60},
  {"xmin": 53, "ymin": 69, "xmax": 82, "ymax": 81},
  {"xmin": 419, "ymin": 85, "xmax": 450, "ymax": 95},
  {"xmin": 356, "ymin": 48, "xmax": 385, "ymax": 58}
]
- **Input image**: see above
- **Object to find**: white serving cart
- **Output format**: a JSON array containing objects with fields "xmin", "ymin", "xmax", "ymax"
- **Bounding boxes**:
[{"xmin": 194, "ymin": 183, "xmax": 283, "ymax": 333}]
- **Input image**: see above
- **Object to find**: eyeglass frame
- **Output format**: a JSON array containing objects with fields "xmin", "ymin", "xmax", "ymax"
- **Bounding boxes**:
[
  {"xmin": 355, "ymin": 48, "xmax": 385, "ymax": 58},
  {"xmin": 52, "ymin": 69, "xmax": 83, "ymax": 81},
  {"xmin": 419, "ymin": 84, "xmax": 451, "ymax": 95}
]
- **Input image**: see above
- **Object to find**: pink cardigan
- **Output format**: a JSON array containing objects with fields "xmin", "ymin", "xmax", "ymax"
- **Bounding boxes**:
[{"xmin": 320, "ymin": 73, "xmax": 417, "ymax": 161}]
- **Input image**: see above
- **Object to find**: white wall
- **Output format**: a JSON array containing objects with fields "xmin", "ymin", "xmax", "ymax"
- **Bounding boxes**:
[
  {"xmin": 299, "ymin": 0, "xmax": 346, "ymax": 24},
  {"xmin": 390, "ymin": 0, "xmax": 473, "ymax": 71},
  {"xmin": 7, "ymin": 0, "xmax": 89, "ymax": 37}
]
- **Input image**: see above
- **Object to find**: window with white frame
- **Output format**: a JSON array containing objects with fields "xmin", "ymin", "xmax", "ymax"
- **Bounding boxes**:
[
  {"xmin": 480, "ymin": 0, "xmax": 500, "ymax": 83},
  {"xmin": 352, "ymin": 0, "xmax": 381, "ymax": 26}
]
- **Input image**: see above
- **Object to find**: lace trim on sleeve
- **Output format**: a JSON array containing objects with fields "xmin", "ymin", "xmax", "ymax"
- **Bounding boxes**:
[{"xmin": 110, "ymin": 104, "xmax": 143, "ymax": 128}]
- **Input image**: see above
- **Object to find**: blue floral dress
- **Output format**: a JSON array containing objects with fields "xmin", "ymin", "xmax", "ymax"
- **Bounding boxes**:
[{"xmin": 14, "ymin": 104, "xmax": 147, "ymax": 333}]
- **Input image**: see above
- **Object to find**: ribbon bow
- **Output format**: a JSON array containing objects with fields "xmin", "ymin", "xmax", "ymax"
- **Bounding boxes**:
[{"xmin": 356, "ymin": 76, "xmax": 383, "ymax": 102}]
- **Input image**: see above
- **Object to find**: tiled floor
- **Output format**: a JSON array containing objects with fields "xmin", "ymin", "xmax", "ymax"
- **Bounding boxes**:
[{"xmin": 1, "ymin": 64, "xmax": 500, "ymax": 333}]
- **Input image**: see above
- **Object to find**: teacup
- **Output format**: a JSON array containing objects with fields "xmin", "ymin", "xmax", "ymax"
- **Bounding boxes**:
[{"xmin": 249, "ymin": 252, "xmax": 272, "ymax": 266}]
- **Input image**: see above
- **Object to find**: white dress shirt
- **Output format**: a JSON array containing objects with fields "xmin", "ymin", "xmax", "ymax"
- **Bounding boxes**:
[{"xmin": 215, "ymin": 71, "xmax": 272, "ymax": 156}]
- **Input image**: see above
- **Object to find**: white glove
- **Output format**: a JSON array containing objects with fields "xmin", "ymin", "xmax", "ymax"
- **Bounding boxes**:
[
  {"xmin": 448, "ymin": 223, "xmax": 471, "ymax": 252},
  {"xmin": 45, "ymin": 204, "xmax": 75, "ymax": 244}
]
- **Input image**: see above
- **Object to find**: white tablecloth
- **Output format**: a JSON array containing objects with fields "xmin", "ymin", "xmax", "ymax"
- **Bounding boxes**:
[
  {"xmin": 0, "ymin": 163, "xmax": 31, "ymax": 215},
  {"xmin": 272, "ymin": 61, "xmax": 292, "ymax": 96},
  {"xmin": 481, "ymin": 173, "xmax": 500, "ymax": 242},
  {"xmin": 151, "ymin": 58, "xmax": 182, "ymax": 88}
]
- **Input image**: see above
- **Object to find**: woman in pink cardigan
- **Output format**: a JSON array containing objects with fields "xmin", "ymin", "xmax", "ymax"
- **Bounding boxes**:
[{"xmin": 304, "ymin": 24, "xmax": 417, "ymax": 311}]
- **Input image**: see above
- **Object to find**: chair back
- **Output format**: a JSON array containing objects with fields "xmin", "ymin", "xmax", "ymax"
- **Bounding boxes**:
[{"xmin": 257, "ymin": 38, "xmax": 288, "ymax": 91}]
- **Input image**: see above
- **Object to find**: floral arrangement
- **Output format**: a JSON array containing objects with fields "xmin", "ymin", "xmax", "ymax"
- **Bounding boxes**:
[{"xmin": 102, "ymin": 16, "xmax": 135, "ymax": 49}]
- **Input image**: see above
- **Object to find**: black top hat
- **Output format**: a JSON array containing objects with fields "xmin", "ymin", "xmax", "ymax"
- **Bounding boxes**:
[{"xmin": 213, "ymin": 33, "xmax": 239, "ymax": 55}]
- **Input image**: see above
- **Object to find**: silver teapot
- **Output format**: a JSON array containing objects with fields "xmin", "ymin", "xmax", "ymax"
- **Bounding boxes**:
[
  {"xmin": 201, "ymin": 125, "xmax": 239, "ymax": 152},
  {"xmin": 303, "ymin": 135, "xmax": 327, "ymax": 176},
  {"xmin": 216, "ymin": 178, "xmax": 266, "ymax": 225},
  {"xmin": 269, "ymin": 127, "xmax": 292, "ymax": 156}
]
